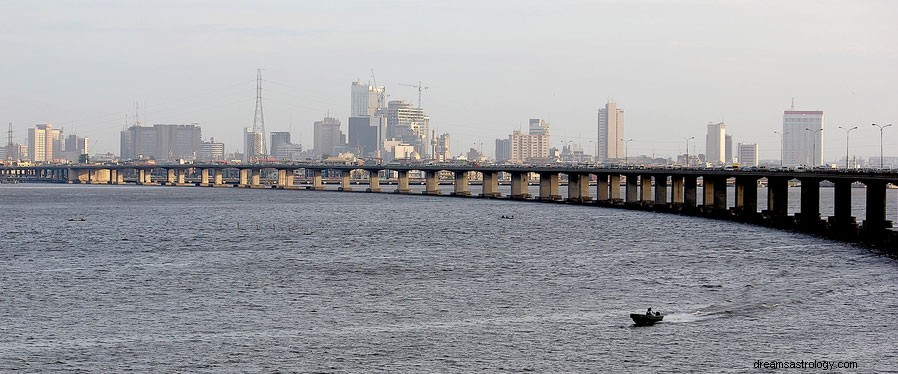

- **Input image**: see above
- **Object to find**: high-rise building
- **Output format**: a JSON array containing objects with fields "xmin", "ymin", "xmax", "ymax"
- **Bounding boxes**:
[
  {"xmin": 725, "ymin": 134, "xmax": 734, "ymax": 164},
  {"xmin": 705, "ymin": 122, "xmax": 726, "ymax": 164},
  {"xmin": 351, "ymin": 81, "xmax": 386, "ymax": 117},
  {"xmin": 313, "ymin": 117, "xmax": 345, "ymax": 157},
  {"xmin": 199, "ymin": 138, "xmax": 225, "ymax": 161},
  {"xmin": 597, "ymin": 101, "xmax": 624, "ymax": 162},
  {"xmin": 434, "ymin": 133, "xmax": 451, "ymax": 162},
  {"xmin": 243, "ymin": 128, "xmax": 264, "ymax": 162},
  {"xmin": 508, "ymin": 119, "xmax": 551, "ymax": 163},
  {"xmin": 27, "ymin": 124, "xmax": 63, "ymax": 163},
  {"xmin": 783, "ymin": 109, "xmax": 824, "ymax": 167},
  {"xmin": 387, "ymin": 100, "xmax": 430, "ymax": 158},
  {"xmin": 348, "ymin": 116, "xmax": 386, "ymax": 158},
  {"xmin": 269, "ymin": 131, "xmax": 303, "ymax": 161},
  {"xmin": 738, "ymin": 143, "xmax": 759, "ymax": 167},
  {"xmin": 495, "ymin": 138, "xmax": 510, "ymax": 163},
  {"xmin": 120, "ymin": 124, "xmax": 201, "ymax": 161},
  {"xmin": 62, "ymin": 134, "xmax": 89, "ymax": 162}
]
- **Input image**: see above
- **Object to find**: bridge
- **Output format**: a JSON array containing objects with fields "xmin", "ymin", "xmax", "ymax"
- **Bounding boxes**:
[{"xmin": 3, "ymin": 162, "xmax": 897, "ymax": 249}]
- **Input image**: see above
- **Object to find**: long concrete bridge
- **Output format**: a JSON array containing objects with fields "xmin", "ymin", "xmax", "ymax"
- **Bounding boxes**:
[{"xmin": 3, "ymin": 162, "xmax": 897, "ymax": 248}]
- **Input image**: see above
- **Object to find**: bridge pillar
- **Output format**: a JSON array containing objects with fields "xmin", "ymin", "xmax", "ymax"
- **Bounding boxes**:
[
  {"xmin": 339, "ymin": 169, "xmax": 353, "ymax": 191},
  {"xmin": 423, "ymin": 170, "xmax": 440, "ymax": 195},
  {"xmin": 367, "ymin": 170, "xmax": 381, "ymax": 192},
  {"xmin": 238, "ymin": 169, "xmax": 249, "ymax": 186},
  {"xmin": 201, "ymin": 168, "xmax": 210, "ymax": 186},
  {"xmin": 538, "ymin": 172, "xmax": 560, "ymax": 201},
  {"xmin": 684, "ymin": 175, "xmax": 698, "ymax": 210},
  {"xmin": 609, "ymin": 174, "xmax": 622, "ymax": 203},
  {"xmin": 311, "ymin": 170, "xmax": 324, "ymax": 190},
  {"xmin": 734, "ymin": 176, "xmax": 759, "ymax": 218},
  {"xmin": 640, "ymin": 175, "xmax": 652, "ymax": 206},
  {"xmin": 395, "ymin": 170, "xmax": 411, "ymax": 194},
  {"xmin": 829, "ymin": 180, "xmax": 856, "ymax": 233},
  {"xmin": 764, "ymin": 177, "xmax": 790, "ymax": 225},
  {"xmin": 863, "ymin": 180, "xmax": 890, "ymax": 234},
  {"xmin": 250, "ymin": 168, "xmax": 261, "ymax": 187},
  {"xmin": 798, "ymin": 178, "xmax": 822, "ymax": 229},
  {"xmin": 137, "ymin": 169, "xmax": 151, "ymax": 185},
  {"xmin": 178, "ymin": 169, "xmax": 186, "ymax": 185},
  {"xmin": 481, "ymin": 171, "xmax": 500, "ymax": 198},
  {"xmin": 510, "ymin": 172, "xmax": 531, "ymax": 199},
  {"xmin": 451, "ymin": 171, "xmax": 470, "ymax": 196},
  {"xmin": 68, "ymin": 168, "xmax": 88, "ymax": 184},
  {"xmin": 213, "ymin": 169, "xmax": 224, "ymax": 186},
  {"xmin": 596, "ymin": 174, "xmax": 609, "ymax": 202},
  {"xmin": 566, "ymin": 173, "xmax": 590, "ymax": 203},
  {"xmin": 702, "ymin": 176, "xmax": 727, "ymax": 213},
  {"xmin": 654, "ymin": 175, "xmax": 668, "ymax": 207},
  {"xmin": 671, "ymin": 176, "xmax": 684, "ymax": 204},
  {"xmin": 625, "ymin": 174, "xmax": 638, "ymax": 205}
]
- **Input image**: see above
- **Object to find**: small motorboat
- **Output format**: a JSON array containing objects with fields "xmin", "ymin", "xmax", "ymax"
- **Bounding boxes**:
[
  {"xmin": 630, "ymin": 312, "xmax": 663, "ymax": 326},
  {"xmin": 67, "ymin": 218, "xmax": 86, "ymax": 222},
  {"xmin": 501, "ymin": 215, "xmax": 514, "ymax": 219}
]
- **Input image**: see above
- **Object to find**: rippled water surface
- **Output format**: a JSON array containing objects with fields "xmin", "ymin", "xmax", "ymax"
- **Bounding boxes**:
[{"xmin": 1, "ymin": 184, "xmax": 897, "ymax": 372}]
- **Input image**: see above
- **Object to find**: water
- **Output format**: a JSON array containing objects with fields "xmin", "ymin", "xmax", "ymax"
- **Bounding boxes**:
[{"xmin": 1, "ymin": 184, "xmax": 897, "ymax": 372}]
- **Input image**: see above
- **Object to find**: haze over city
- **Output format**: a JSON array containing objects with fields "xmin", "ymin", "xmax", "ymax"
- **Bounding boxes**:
[{"xmin": 2, "ymin": 0, "xmax": 896, "ymax": 161}]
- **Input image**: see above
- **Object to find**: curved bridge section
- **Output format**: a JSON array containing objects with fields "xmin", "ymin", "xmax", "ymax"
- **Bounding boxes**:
[{"xmin": 3, "ymin": 163, "xmax": 896, "ymax": 248}]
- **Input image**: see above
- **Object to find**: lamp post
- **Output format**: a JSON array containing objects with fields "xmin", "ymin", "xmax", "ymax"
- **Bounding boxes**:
[
  {"xmin": 838, "ymin": 126, "xmax": 858, "ymax": 169},
  {"xmin": 683, "ymin": 136, "xmax": 694, "ymax": 167},
  {"xmin": 622, "ymin": 138, "xmax": 633, "ymax": 165},
  {"xmin": 805, "ymin": 127, "xmax": 823, "ymax": 167},
  {"xmin": 872, "ymin": 123, "xmax": 892, "ymax": 169},
  {"xmin": 773, "ymin": 131, "xmax": 788, "ymax": 167}
]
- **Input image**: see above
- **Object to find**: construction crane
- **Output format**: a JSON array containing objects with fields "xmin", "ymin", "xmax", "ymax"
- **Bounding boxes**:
[{"xmin": 399, "ymin": 81, "xmax": 429, "ymax": 108}]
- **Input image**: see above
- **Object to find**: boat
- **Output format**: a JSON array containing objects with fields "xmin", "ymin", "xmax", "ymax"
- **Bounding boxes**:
[
  {"xmin": 630, "ymin": 313, "xmax": 663, "ymax": 326},
  {"xmin": 67, "ymin": 218, "xmax": 86, "ymax": 222},
  {"xmin": 501, "ymin": 215, "xmax": 514, "ymax": 219}
]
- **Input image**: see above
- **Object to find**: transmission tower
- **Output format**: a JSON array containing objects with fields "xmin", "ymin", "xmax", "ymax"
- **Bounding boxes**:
[
  {"xmin": 252, "ymin": 68, "xmax": 267, "ymax": 158},
  {"xmin": 6, "ymin": 122, "xmax": 12, "ymax": 161}
]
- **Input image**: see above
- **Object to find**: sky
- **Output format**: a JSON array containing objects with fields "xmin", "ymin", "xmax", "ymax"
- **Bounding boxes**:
[{"xmin": 1, "ymin": 0, "xmax": 896, "ymax": 162}]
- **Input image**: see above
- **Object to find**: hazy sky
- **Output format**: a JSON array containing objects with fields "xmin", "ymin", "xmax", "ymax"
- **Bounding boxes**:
[{"xmin": 2, "ymin": 0, "xmax": 896, "ymax": 162}]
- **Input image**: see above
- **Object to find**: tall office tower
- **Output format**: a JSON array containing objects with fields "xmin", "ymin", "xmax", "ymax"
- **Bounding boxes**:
[
  {"xmin": 705, "ymin": 122, "xmax": 726, "ymax": 164},
  {"xmin": 270, "ymin": 131, "xmax": 290, "ymax": 160},
  {"xmin": 434, "ymin": 133, "xmax": 451, "ymax": 162},
  {"xmin": 387, "ymin": 100, "xmax": 430, "ymax": 158},
  {"xmin": 495, "ymin": 138, "xmax": 510, "ymax": 163},
  {"xmin": 597, "ymin": 101, "xmax": 625, "ymax": 162},
  {"xmin": 243, "ymin": 128, "xmax": 263, "ymax": 162},
  {"xmin": 348, "ymin": 116, "xmax": 386, "ymax": 158},
  {"xmin": 782, "ymin": 109, "xmax": 824, "ymax": 167},
  {"xmin": 121, "ymin": 124, "xmax": 202, "ymax": 161},
  {"xmin": 507, "ymin": 120, "xmax": 551, "ymax": 164},
  {"xmin": 62, "ymin": 134, "xmax": 89, "ymax": 162},
  {"xmin": 313, "ymin": 117, "xmax": 345, "ymax": 157},
  {"xmin": 738, "ymin": 143, "xmax": 759, "ymax": 167},
  {"xmin": 725, "ymin": 134, "xmax": 734, "ymax": 164},
  {"xmin": 27, "ymin": 124, "xmax": 63, "ymax": 162},
  {"xmin": 198, "ymin": 138, "xmax": 225, "ymax": 161},
  {"xmin": 351, "ymin": 81, "xmax": 386, "ymax": 117}
]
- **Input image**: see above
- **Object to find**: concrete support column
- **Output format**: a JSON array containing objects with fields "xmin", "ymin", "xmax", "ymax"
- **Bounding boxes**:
[
  {"xmin": 654, "ymin": 176, "xmax": 668, "ymax": 206},
  {"xmin": 116, "ymin": 170, "xmax": 125, "ymax": 184},
  {"xmin": 395, "ymin": 170, "xmax": 411, "ymax": 193},
  {"xmin": 177, "ymin": 169, "xmax": 185, "ymax": 185},
  {"xmin": 734, "ymin": 176, "xmax": 758, "ymax": 216},
  {"xmin": 239, "ymin": 169, "xmax": 249, "ymax": 186},
  {"xmin": 799, "ymin": 178, "xmax": 821, "ymax": 228},
  {"xmin": 284, "ymin": 169, "xmax": 294, "ymax": 187},
  {"xmin": 481, "ymin": 172, "xmax": 500, "ymax": 198},
  {"xmin": 712, "ymin": 176, "xmax": 728, "ymax": 211},
  {"xmin": 671, "ymin": 176, "xmax": 684, "ymax": 204},
  {"xmin": 609, "ymin": 174, "xmax": 622, "ymax": 202},
  {"xmin": 109, "ymin": 169, "xmax": 118, "ymax": 184},
  {"xmin": 367, "ymin": 170, "xmax": 381, "ymax": 192},
  {"xmin": 640, "ymin": 175, "xmax": 652, "ymax": 204},
  {"xmin": 339, "ymin": 169, "xmax": 353, "ymax": 191},
  {"xmin": 250, "ymin": 169, "xmax": 261, "ymax": 187},
  {"xmin": 311, "ymin": 170, "xmax": 324, "ymax": 190},
  {"xmin": 625, "ymin": 174, "xmax": 638, "ymax": 204},
  {"xmin": 864, "ymin": 180, "xmax": 889, "ymax": 232},
  {"xmin": 69, "ymin": 169, "xmax": 88, "ymax": 184},
  {"xmin": 596, "ymin": 174, "xmax": 609, "ymax": 202},
  {"xmin": 567, "ymin": 173, "xmax": 582, "ymax": 201},
  {"xmin": 452, "ymin": 171, "xmax": 470, "ymax": 196},
  {"xmin": 201, "ymin": 169, "xmax": 210, "ymax": 185},
  {"xmin": 276, "ymin": 169, "xmax": 286, "ymax": 187},
  {"xmin": 424, "ymin": 170, "xmax": 440, "ymax": 195},
  {"xmin": 684, "ymin": 175, "xmax": 698, "ymax": 209},
  {"xmin": 213, "ymin": 169, "xmax": 223, "ymax": 185},
  {"xmin": 766, "ymin": 177, "xmax": 789, "ymax": 218},
  {"xmin": 538, "ymin": 172, "xmax": 559, "ymax": 201},
  {"xmin": 167, "ymin": 169, "xmax": 177, "ymax": 185},
  {"xmin": 510, "ymin": 172, "xmax": 531, "ymax": 199},
  {"xmin": 831, "ymin": 180, "xmax": 853, "ymax": 225}
]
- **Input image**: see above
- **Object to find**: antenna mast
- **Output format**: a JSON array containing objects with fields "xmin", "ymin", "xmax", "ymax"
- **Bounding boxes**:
[
  {"xmin": 252, "ymin": 69, "xmax": 267, "ymax": 158},
  {"xmin": 6, "ymin": 122, "xmax": 12, "ymax": 161}
]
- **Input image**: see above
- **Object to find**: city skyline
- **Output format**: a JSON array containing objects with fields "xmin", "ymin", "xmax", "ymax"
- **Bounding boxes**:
[{"xmin": 1, "ymin": 1, "xmax": 895, "ymax": 161}]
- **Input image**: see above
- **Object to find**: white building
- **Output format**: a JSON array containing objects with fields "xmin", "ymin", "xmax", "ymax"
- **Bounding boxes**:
[
  {"xmin": 705, "ymin": 122, "xmax": 726, "ymax": 165},
  {"xmin": 27, "ymin": 124, "xmax": 62, "ymax": 162},
  {"xmin": 508, "ymin": 119, "xmax": 551, "ymax": 164},
  {"xmin": 782, "ymin": 110, "xmax": 824, "ymax": 167},
  {"xmin": 738, "ymin": 143, "xmax": 759, "ymax": 167},
  {"xmin": 351, "ymin": 81, "xmax": 385, "ymax": 117},
  {"xmin": 597, "ymin": 101, "xmax": 624, "ymax": 162}
]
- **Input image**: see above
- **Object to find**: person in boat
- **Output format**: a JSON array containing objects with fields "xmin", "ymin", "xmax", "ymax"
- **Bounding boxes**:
[
  {"xmin": 655, "ymin": 311, "xmax": 661, "ymax": 316},
  {"xmin": 646, "ymin": 308, "xmax": 653, "ymax": 316}
]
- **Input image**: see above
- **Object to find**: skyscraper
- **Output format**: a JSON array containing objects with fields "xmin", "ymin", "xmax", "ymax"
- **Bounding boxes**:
[
  {"xmin": 597, "ymin": 101, "xmax": 624, "ymax": 162},
  {"xmin": 705, "ymin": 122, "xmax": 726, "ymax": 164},
  {"xmin": 351, "ymin": 81, "xmax": 386, "ymax": 117},
  {"xmin": 387, "ymin": 100, "xmax": 430, "ymax": 158},
  {"xmin": 121, "ymin": 124, "xmax": 201, "ymax": 161},
  {"xmin": 738, "ymin": 143, "xmax": 759, "ymax": 167},
  {"xmin": 782, "ymin": 109, "xmax": 824, "ymax": 167},
  {"xmin": 507, "ymin": 119, "xmax": 551, "ymax": 163},
  {"xmin": 27, "ymin": 124, "xmax": 62, "ymax": 162},
  {"xmin": 313, "ymin": 117, "xmax": 345, "ymax": 157}
]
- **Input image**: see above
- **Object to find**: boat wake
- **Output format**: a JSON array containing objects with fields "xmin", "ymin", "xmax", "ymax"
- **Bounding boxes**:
[{"xmin": 661, "ymin": 302, "xmax": 779, "ymax": 324}]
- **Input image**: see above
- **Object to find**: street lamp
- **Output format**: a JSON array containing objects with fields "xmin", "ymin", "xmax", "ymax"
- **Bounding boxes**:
[
  {"xmin": 774, "ymin": 131, "xmax": 788, "ymax": 167},
  {"xmin": 805, "ymin": 127, "xmax": 823, "ymax": 167},
  {"xmin": 838, "ymin": 126, "xmax": 858, "ymax": 169},
  {"xmin": 872, "ymin": 123, "xmax": 893, "ymax": 169},
  {"xmin": 683, "ymin": 136, "xmax": 694, "ymax": 167},
  {"xmin": 622, "ymin": 138, "xmax": 633, "ymax": 165}
]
